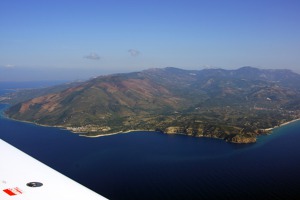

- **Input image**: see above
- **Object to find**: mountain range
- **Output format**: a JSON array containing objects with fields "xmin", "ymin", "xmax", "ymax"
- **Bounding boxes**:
[{"xmin": 5, "ymin": 67, "xmax": 300, "ymax": 143}]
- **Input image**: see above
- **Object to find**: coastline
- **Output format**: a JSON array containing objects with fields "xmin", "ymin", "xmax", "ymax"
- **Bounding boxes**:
[
  {"xmin": 80, "ymin": 118, "xmax": 300, "ymax": 140},
  {"xmin": 79, "ymin": 130, "xmax": 151, "ymax": 138},
  {"xmin": 0, "ymin": 107, "xmax": 150, "ymax": 137},
  {"xmin": 262, "ymin": 118, "xmax": 300, "ymax": 132},
  {"xmin": 2, "ymin": 102, "xmax": 300, "ymax": 143},
  {"xmin": 279, "ymin": 118, "xmax": 300, "ymax": 127}
]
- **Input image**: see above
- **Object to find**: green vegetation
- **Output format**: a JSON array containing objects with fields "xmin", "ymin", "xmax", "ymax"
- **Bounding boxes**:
[{"xmin": 4, "ymin": 67, "xmax": 300, "ymax": 143}]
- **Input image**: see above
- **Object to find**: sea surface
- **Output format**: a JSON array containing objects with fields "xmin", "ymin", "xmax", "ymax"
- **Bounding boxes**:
[{"xmin": 1, "ymin": 85, "xmax": 300, "ymax": 199}]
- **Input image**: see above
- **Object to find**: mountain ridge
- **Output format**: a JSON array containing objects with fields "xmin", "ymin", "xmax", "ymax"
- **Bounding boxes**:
[{"xmin": 5, "ymin": 67, "xmax": 300, "ymax": 143}]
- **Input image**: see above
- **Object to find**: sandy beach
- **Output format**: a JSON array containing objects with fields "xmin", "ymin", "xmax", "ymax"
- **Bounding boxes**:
[
  {"xmin": 83, "ymin": 118, "xmax": 300, "ymax": 138},
  {"xmin": 262, "ymin": 118, "xmax": 300, "ymax": 132},
  {"xmin": 79, "ymin": 130, "xmax": 149, "ymax": 138}
]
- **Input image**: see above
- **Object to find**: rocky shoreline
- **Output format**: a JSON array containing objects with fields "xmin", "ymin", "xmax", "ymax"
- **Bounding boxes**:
[
  {"xmin": 3, "ymin": 109, "xmax": 300, "ymax": 144},
  {"xmin": 72, "ymin": 118, "xmax": 300, "ymax": 144}
]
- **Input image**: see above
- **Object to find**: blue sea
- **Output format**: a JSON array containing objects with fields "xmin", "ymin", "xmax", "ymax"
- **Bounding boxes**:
[{"xmin": 1, "ymin": 85, "xmax": 300, "ymax": 199}]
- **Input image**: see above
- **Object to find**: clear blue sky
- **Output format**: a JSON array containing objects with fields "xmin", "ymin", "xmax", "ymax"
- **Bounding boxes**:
[{"xmin": 1, "ymin": 0, "xmax": 300, "ymax": 81}]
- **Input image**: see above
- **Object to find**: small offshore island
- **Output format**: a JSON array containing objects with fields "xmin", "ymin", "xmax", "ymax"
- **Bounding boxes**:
[{"xmin": 3, "ymin": 67, "xmax": 300, "ymax": 144}]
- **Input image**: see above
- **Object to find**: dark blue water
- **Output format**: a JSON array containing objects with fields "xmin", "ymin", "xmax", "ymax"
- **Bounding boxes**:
[
  {"xmin": 0, "ymin": 81, "xmax": 67, "ymax": 90},
  {"xmin": 0, "ymin": 89, "xmax": 13, "ymax": 96},
  {"xmin": 0, "ymin": 81, "xmax": 68, "ymax": 98},
  {"xmin": 1, "ymin": 101, "xmax": 300, "ymax": 199}
]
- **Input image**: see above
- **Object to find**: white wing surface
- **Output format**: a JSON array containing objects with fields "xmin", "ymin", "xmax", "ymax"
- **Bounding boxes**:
[{"xmin": 0, "ymin": 139, "xmax": 107, "ymax": 200}]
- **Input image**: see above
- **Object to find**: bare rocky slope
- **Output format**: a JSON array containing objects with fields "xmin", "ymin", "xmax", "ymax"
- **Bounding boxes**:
[{"xmin": 6, "ymin": 67, "xmax": 300, "ymax": 143}]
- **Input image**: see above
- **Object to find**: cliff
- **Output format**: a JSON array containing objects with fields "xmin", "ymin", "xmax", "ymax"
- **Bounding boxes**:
[{"xmin": 5, "ymin": 67, "xmax": 300, "ymax": 143}]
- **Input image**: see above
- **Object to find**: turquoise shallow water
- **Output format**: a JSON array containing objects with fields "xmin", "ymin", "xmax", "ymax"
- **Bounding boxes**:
[
  {"xmin": 1, "ymin": 103, "xmax": 300, "ymax": 200},
  {"xmin": 1, "ymin": 83, "xmax": 300, "ymax": 199}
]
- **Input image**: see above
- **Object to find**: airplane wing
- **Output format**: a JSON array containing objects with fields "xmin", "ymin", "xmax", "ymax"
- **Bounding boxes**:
[{"xmin": 0, "ymin": 139, "xmax": 107, "ymax": 200}]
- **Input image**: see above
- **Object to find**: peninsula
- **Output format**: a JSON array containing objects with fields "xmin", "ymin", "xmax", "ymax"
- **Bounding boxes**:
[{"xmin": 4, "ymin": 67, "xmax": 300, "ymax": 143}]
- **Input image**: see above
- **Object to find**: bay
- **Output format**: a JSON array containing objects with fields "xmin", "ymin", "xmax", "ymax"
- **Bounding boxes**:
[{"xmin": 1, "ymin": 103, "xmax": 300, "ymax": 199}]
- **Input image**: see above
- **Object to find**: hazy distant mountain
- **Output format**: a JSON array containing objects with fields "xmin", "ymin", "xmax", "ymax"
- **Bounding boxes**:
[
  {"xmin": 6, "ymin": 67, "xmax": 300, "ymax": 143},
  {"xmin": 0, "ymin": 81, "xmax": 83, "ymax": 105}
]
